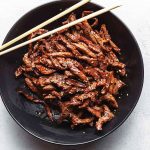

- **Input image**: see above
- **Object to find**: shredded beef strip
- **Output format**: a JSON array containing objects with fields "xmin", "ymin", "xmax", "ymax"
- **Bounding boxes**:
[{"xmin": 96, "ymin": 105, "xmax": 114, "ymax": 130}]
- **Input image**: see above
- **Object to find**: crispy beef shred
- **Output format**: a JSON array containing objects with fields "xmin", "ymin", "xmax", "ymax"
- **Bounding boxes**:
[{"xmin": 15, "ymin": 11, "xmax": 126, "ymax": 131}]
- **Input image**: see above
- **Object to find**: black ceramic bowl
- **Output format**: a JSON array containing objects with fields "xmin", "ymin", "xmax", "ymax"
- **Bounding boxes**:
[{"xmin": 0, "ymin": 0, "xmax": 144, "ymax": 145}]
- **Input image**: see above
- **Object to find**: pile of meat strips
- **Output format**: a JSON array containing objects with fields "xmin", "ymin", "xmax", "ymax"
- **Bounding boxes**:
[{"xmin": 15, "ymin": 11, "xmax": 126, "ymax": 131}]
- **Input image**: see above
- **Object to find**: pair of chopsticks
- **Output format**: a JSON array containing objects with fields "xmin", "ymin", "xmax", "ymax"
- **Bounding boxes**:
[{"xmin": 0, "ymin": 0, "xmax": 121, "ymax": 56}]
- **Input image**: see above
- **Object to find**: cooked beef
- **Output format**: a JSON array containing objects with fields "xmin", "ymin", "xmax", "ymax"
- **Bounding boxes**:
[
  {"xmin": 96, "ymin": 105, "xmax": 114, "ymax": 130},
  {"xmin": 16, "ymin": 11, "xmax": 126, "ymax": 131}
]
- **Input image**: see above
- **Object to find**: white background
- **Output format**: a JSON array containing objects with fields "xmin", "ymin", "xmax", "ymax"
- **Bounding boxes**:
[{"xmin": 0, "ymin": 0, "xmax": 150, "ymax": 150}]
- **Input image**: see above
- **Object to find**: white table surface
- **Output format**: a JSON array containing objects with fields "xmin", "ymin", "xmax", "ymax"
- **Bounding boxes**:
[{"xmin": 0, "ymin": 0, "xmax": 149, "ymax": 149}]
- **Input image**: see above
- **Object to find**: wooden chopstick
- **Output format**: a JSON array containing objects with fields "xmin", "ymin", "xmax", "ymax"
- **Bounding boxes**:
[
  {"xmin": 0, "ymin": 0, "xmax": 90, "ymax": 51},
  {"xmin": 0, "ymin": 4, "xmax": 121, "ymax": 56}
]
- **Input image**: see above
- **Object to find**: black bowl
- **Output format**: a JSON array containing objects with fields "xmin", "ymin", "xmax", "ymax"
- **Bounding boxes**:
[{"xmin": 0, "ymin": 0, "xmax": 144, "ymax": 145}]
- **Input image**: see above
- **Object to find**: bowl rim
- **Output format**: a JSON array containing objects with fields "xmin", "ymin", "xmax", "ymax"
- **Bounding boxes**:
[{"xmin": 0, "ymin": 0, "xmax": 144, "ymax": 146}]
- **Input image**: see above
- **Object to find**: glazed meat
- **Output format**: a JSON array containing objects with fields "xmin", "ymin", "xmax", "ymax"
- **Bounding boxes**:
[{"xmin": 15, "ymin": 11, "xmax": 126, "ymax": 131}]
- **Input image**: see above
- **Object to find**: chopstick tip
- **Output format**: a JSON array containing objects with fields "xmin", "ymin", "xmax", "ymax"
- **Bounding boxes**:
[
  {"xmin": 116, "ymin": 4, "xmax": 122, "ymax": 8},
  {"xmin": 119, "ymin": 4, "xmax": 123, "ymax": 7},
  {"xmin": 111, "ymin": 4, "xmax": 122, "ymax": 10}
]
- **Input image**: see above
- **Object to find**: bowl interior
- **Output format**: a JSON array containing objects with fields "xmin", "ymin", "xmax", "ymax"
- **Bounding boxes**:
[{"xmin": 0, "ymin": 0, "xmax": 144, "ymax": 145}]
